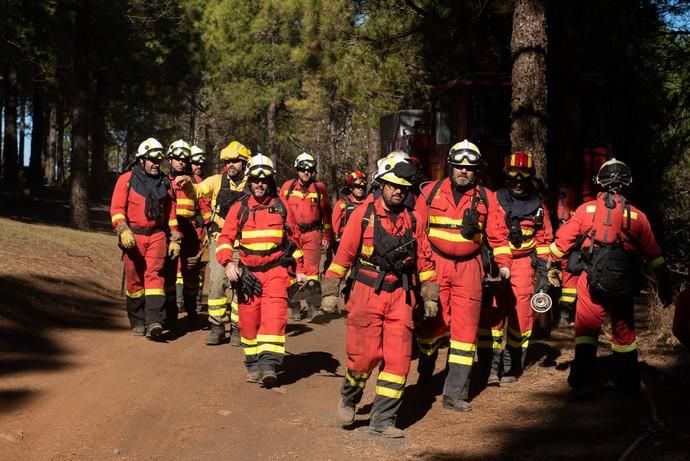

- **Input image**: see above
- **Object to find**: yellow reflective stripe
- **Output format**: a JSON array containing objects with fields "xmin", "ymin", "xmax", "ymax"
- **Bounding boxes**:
[
  {"xmin": 450, "ymin": 340, "xmax": 476, "ymax": 352},
  {"xmin": 126, "ymin": 288, "xmax": 144, "ymax": 298},
  {"xmin": 241, "ymin": 229, "xmax": 284, "ymax": 239},
  {"xmin": 305, "ymin": 275, "xmax": 319, "ymax": 281},
  {"xmin": 375, "ymin": 386, "xmax": 403, "ymax": 399},
  {"xmin": 346, "ymin": 371, "xmax": 366, "ymax": 388},
  {"xmin": 216, "ymin": 244, "xmax": 233, "ymax": 253},
  {"xmin": 241, "ymin": 337, "xmax": 257, "ymax": 345},
  {"xmin": 292, "ymin": 249, "xmax": 303, "ymax": 259},
  {"xmin": 327, "ymin": 263, "xmax": 347, "ymax": 277},
  {"xmin": 168, "ymin": 219, "xmax": 178, "ymax": 228},
  {"xmin": 623, "ymin": 210, "xmax": 638, "ymax": 220},
  {"xmin": 111, "ymin": 213, "xmax": 126, "ymax": 223},
  {"xmin": 208, "ymin": 297, "xmax": 228, "ymax": 306},
  {"xmin": 492, "ymin": 329, "xmax": 503, "ymax": 339},
  {"xmin": 649, "ymin": 256, "xmax": 665, "ymax": 271},
  {"xmin": 536, "ymin": 246, "xmax": 551, "ymax": 255},
  {"xmin": 611, "ymin": 341, "xmax": 638, "ymax": 353},
  {"xmin": 575, "ymin": 336, "xmax": 598, "ymax": 346},
  {"xmin": 243, "ymin": 346, "xmax": 258, "ymax": 356},
  {"xmin": 448, "ymin": 355, "xmax": 474, "ymax": 366},
  {"xmin": 586, "ymin": 205, "xmax": 596, "ymax": 213},
  {"xmin": 550, "ymin": 242, "xmax": 565, "ymax": 258},
  {"xmin": 176, "ymin": 198, "xmax": 195, "ymax": 206},
  {"xmin": 176, "ymin": 209, "xmax": 195, "ymax": 217},
  {"xmin": 361, "ymin": 245, "xmax": 374, "ymax": 256},
  {"xmin": 306, "ymin": 192, "xmax": 319, "ymax": 199},
  {"xmin": 323, "ymin": 223, "xmax": 332, "ymax": 229},
  {"xmin": 428, "ymin": 227, "xmax": 479, "ymax": 243},
  {"xmin": 144, "ymin": 288, "xmax": 165, "ymax": 296},
  {"xmin": 522, "ymin": 228, "xmax": 535, "ymax": 237},
  {"xmin": 378, "ymin": 372, "xmax": 405, "ymax": 385},
  {"xmin": 257, "ymin": 343, "xmax": 285, "ymax": 354},
  {"xmin": 493, "ymin": 246, "xmax": 512, "ymax": 256},
  {"xmin": 202, "ymin": 211, "xmax": 213, "ymax": 220},
  {"xmin": 510, "ymin": 239, "xmax": 536, "ymax": 250},
  {"xmin": 560, "ymin": 295, "xmax": 576, "ymax": 303},
  {"xmin": 419, "ymin": 270, "xmax": 435, "ymax": 283},
  {"xmin": 562, "ymin": 287, "xmax": 577, "ymax": 294},
  {"xmin": 429, "ymin": 215, "xmax": 463, "ymax": 226},
  {"xmin": 257, "ymin": 334, "xmax": 286, "ymax": 343},
  {"xmin": 241, "ymin": 242, "xmax": 278, "ymax": 251}
]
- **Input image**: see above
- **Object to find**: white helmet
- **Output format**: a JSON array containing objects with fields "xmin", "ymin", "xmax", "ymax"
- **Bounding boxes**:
[
  {"xmin": 374, "ymin": 151, "xmax": 410, "ymax": 181},
  {"xmin": 294, "ymin": 152, "xmax": 316, "ymax": 171},
  {"xmin": 136, "ymin": 138, "xmax": 165, "ymax": 159},
  {"xmin": 167, "ymin": 139, "xmax": 192, "ymax": 159},
  {"xmin": 190, "ymin": 145, "xmax": 206, "ymax": 164},
  {"xmin": 375, "ymin": 151, "xmax": 414, "ymax": 187},
  {"xmin": 247, "ymin": 154, "xmax": 275, "ymax": 179},
  {"xmin": 448, "ymin": 139, "xmax": 481, "ymax": 167}
]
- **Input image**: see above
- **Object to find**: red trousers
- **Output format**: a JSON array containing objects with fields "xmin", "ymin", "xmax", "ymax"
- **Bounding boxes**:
[
  {"xmin": 416, "ymin": 255, "xmax": 483, "ymax": 358},
  {"xmin": 495, "ymin": 256, "xmax": 534, "ymax": 349},
  {"xmin": 575, "ymin": 274, "xmax": 636, "ymax": 350},
  {"xmin": 297, "ymin": 229, "xmax": 322, "ymax": 280},
  {"xmin": 239, "ymin": 265, "xmax": 290, "ymax": 372},
  {"xmin": 123, "ymin": 231, "xmax": 167, "ymax": 326}
]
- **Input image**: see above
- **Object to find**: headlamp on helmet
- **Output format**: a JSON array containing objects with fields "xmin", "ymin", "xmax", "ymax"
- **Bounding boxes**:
[
  {"xmin": 246, "ymin": 154, "xmax": 275, "ymax": 179},
  {"xmin": 448, "ymin": 140, "xmax": 481, "ymax": 167},
  {"xmin": 136, "ymin": 137, "xmax": 165, "ymax": 160},
  {"xmin": 595, "ymin": 158, "xmax": 632, "ymax": 188}
]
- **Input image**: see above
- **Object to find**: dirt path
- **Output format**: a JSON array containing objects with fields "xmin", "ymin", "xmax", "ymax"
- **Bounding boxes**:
[{"xmin": 1, "ymin": 217, "xmax": 689, "ymax": 461}]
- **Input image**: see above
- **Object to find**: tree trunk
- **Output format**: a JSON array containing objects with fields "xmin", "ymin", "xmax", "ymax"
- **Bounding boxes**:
[
  {"xmin": 2, "ymin": 65, "xmax": 19, "ymax": 183},
  {"xmin": 29, "ymin": 85, "xmax": 48, "ymax": 186},
  {"xmin": 367, "ymin": 126, "xmax": 378, "ymax": 179},
  {"xmin": 89, "ymin": 74, "xmax": 105, "ymax": 200},
  {"xmin": 45, "ymin": 104, "xmax": 57, "ymax": 185},
  {"xmin": 19, "ymin": 97, "xmax": 26, "ymax": 177},
  {"xmin": 266, "ymin": 100, "xmax": 276, "ymax": 157},
  {"xmin": 56, "ymin": 102, "xmax": 65, "ymax": 185},
  {"xmin": 510, "ymin": 0, "xmax": 548, "ymax": 181},
  {"xmin": 70, "ymin": 0, "xmax": 91, "ymax": 230}
]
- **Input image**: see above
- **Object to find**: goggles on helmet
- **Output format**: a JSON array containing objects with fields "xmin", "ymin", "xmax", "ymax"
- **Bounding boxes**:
[
  {"xmin": 248, "ymin": 166, "xmax": 274, "ymax": 179},
  {"xmin": 448, "ymin": 148, "xmax": 480, "ymax": 166},
  {"xmin": 295, "ymin": 161, "xmax": 315, "ymax": 172},
  {"xmin": 145, "ymin": 149, "xmax": 165, "ymax": 161}
]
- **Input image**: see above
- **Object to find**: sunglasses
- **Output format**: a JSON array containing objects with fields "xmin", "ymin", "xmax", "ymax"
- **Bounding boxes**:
[
  {"xmin": 297, "ymin": 168, "xmax": 314, "ymax": 173},
  {"xmin": 506, "ymin": 170, "xmax": 532, "ymax": 180},
  {"xmin": 352, "ymin": 184, "xmax": 366, "ymax": 189}
]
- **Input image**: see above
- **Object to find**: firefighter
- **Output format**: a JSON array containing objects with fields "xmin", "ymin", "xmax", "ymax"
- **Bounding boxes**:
[
  {"xmin": 280, "ymin": 152, "xmax": 334, "ymax": 322},
  {"xmin": 478, "ymin": 151, "xmax": 556, "ymax": 385},
  {"xmin": 178, "ymin": 141, "xmax": 251, "ymax": 346},
  {"xmin": 216, "ymin": 154, "xmax": 305, "ymax": 386},
  {"xmin": 164, "ymin": 139, "xmax": 204, "ymax": 331},
  {"xmin": 415, "ymin": 139, "xmax": 512, "ymax": 412},
  {"xmin": 188, "ymin": 145, "xmax": 213, "ymax": 313},
  {"xmin": 550, "ymin": 159, "xmax": 672, "ymax": 400},
  {"xmin": 110, "ymin": 137, "xmax": 181, "ymax": 340},
  {"xmin": 321, "ymin": 156, "xmax": 438, "ymax": 439},
  {"xmin": 332, "ymin": 169, "xmax": 367, "ymax": 249}
]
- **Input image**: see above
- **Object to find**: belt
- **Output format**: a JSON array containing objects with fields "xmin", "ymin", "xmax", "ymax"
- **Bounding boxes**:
[
  {"xmin": 298, "ymin": 221, "xmax": 322, "ymax": 233},
  {"xmin": 429, "ymin": 241, "xmax": 478, "ymax": 262},
  {"xmin": 130, "ymin": 226, "xmax": 164, "ymax": 236},
  {"xmin": 241, "ymin": 258, "xmax": 285, "ymax": 273}
]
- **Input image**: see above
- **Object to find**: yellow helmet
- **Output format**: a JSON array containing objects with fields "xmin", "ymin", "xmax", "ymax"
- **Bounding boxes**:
[{"xmin": 220, "ymin": 141, "xmax": 251, "ymax": 162}]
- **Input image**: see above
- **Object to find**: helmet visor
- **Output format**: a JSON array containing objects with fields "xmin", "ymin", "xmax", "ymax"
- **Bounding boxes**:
[
  {"xmin": 248, "ymin": 166, "xmax": 274, "ymax": 179},
  {"xmin": 146, "ymin": 148, "xmax": 165, "ymax": 160}
]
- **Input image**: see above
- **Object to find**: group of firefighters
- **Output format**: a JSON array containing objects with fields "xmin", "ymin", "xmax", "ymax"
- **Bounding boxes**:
[{"xmin": 110, "ymin": 136, "xmax": 672, "ymax": 438}]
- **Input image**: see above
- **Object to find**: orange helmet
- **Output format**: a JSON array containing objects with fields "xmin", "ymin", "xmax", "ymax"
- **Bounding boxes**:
[
  {"xmin": 345, "ymin": 169, "xmax": 366, "ymax": 186},
  {"xmin": 504, "ymin": 151, "xmax": 535, "ymax": 178}
]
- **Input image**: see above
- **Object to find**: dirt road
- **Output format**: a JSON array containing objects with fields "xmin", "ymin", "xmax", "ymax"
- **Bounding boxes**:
[{"xmin": 1, "ymin": 217, "xmax": 688, "ymax": 461}]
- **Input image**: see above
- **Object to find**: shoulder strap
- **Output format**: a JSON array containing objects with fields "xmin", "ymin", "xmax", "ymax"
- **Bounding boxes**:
[
  {"xmin": 237, "ymin": 196, "xmax": 251, "ymax": 233},
  {"xmin": 426, "ymin": 180, "xmax": 444, "ymax": 208},
  {"xmin": 477, "ymin": 185, "xmax": 489, "ymax": 211},
  {"xmin": 273, "ymin": 197, "xmax": 288, "ymax": 220},
  {"xmin": 285, "ymin": 179, "xmax": 298, "ymax": 198}
]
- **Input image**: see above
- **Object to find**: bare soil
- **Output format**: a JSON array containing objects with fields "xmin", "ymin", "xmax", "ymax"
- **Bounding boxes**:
[{"xmin": 1, "ymin": 214, "xmax": 689, "ymax": 461}]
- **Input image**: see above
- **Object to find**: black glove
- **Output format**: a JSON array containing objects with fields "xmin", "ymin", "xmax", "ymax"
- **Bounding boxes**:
[{"xmin": 240, "ymin": 268, "xmax": 263, "ymax": 297}]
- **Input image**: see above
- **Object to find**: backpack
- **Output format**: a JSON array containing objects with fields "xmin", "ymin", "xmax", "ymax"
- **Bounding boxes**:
[{"xmin": 585, "ymin": 194, "xmax": 636, "ymax": 298}]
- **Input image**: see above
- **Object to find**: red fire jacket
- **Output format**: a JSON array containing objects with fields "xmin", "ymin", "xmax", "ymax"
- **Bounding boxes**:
[
  {"xmin": 279, "ymin": 179, "xmax": 334, "ymax": 242},
  {"xmin": 332, "ymin": 194, "xmax": 365, "ymax": 239},
  {"xmin": 110, "ymin": 170, "xmax": 178, "ymax": 234}
]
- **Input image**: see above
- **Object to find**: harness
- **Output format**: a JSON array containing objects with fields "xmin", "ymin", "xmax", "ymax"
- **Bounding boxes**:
[
  {"xmin": 211, "ymin": 175, "xmax": 247, "ymax": 233},
  {"xmin": 352, "ymin": 202, "xmax": 417, "ymax": 295},
  {"xmin": 338, "ymin": 195, "xmax": 360, "ymax": 237},
  {"xmin": 285, "ymin": 179, "xmax": 323, "ymax": 233},
  {"xmin": 496, "ymin": 190, "xmax": 544, "ymax": 249}
]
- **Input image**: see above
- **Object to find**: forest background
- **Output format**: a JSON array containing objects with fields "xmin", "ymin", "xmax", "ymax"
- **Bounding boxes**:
[{"xmin": 1, "ymin": 0, "xmax": 689, "ymax": 265}]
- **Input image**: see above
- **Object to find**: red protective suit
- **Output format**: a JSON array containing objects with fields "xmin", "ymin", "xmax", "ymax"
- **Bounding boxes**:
[
  {"xmin": 325, "ymin": 196, "xmax": 435, "ymax": 428},
  {"xmin": 280, "ymin": 179, "xmax": 333, "ymax": 280},
  {"xmin": 216, "ymin": 194, "xmax": 303, "ymax": 375},
  {"xmin": 551, "ymin": 192, "xmax": 665, "ymax": 393},
  {"xmin": 332, "ymin": 193, "xmax": 365, "ymax": 240},
  {"xmin": 110, "ymin": 168, "xmax": 178, "ymax": 329}
]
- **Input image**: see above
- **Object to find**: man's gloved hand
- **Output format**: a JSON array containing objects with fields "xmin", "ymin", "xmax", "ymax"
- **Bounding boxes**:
[
  {"xmin": 321, "ymin": 295, "xmax": 340, "ymax": 313},
  {"xmin": 320, "ymin": 277, "xmax": 341, "ymax": 314},
  {"xmin": 240, "ymin": 268, "xmax": 262, "ymax": 296},
  {"xmin": 186, "ymin": 253, "xmax": 201, "ymax": 269},
  {"xmin": 547, "ymin": 264, "xmax": 562, "ymax": 287},
  {"xmin": 116, "ymin": 223, "xmax": 136, "ymax": 249},
  {"xmin": 499, "ymin": 267, "xmax": 511, "ymax": 280},
  {"xmin": 420, "ymin": 281, "xmax": 440, "ymax": 319},
  {"xmin": 168, "ymin": 240, "xmax": 181, "ymax": 259}
]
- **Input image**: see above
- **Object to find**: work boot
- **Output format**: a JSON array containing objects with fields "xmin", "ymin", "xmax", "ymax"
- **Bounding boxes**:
[
  {"xmin": 146, "ymin": 322, "xmax": 163, "ymax": 340},
  {"xmin": 260, "ymin": 369, "xmax": 278, "ymax": 388},
  {"xmin": 442, "ymin": 396, "xmax": 473, "ymax": 412},
  {"xmin": 487, "ymin": 348, "xmax": 502, "ymax": 386},
  {"xmin": 246, "ymin": 369, "xmax": 261, "ymax": 383},
  {"xmin": 305, "ymin": 304, "xmax": 322, "ymax": 323},
  {"xmin": 132, "ymin": 325, "xmax": 146, "ymax": 336},
  {"xmin": 369, "ymin": 424, "xmax": 405, "ymax": 439},
  {"xmin": 206, "ymin": 324, "xmax": 225, "ymax": 346},
  {"xmin": 487, "ymin": 372, "xmax": 500, "ymax": 386},
  {"xmin": 229, "ymin": 326, "xmax": 241, "ymax": 347},
  {"xmin": 336, "ymin": 399, "xmax": 355, "ymax": 427}
]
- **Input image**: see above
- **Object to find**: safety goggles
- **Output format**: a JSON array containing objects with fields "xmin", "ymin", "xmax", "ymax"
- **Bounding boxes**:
[
  {"xmin": 506, "ymin": 169, "xmax": 532, "ymax": 180},
  {"xmin": 297, "ymin": 168, "xmax": 314, "ymax": 173},
  {"xmin": 248, "ymin": 166, "xmax": 274, "ymax": 179},
  {"xmin": 351, "ymin": 183, "xmax": 366, "ymax": 189},
  {"xmin": 449, "ymin": 148, "xmax": 480, "ymax": 166},
  {"xmin": 145, "ymin": 149, "xmax": 165, "ymax": 161},
  {"xmin": 168, "ymin": 149, "xmax": 190, "ymax": 160}
]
